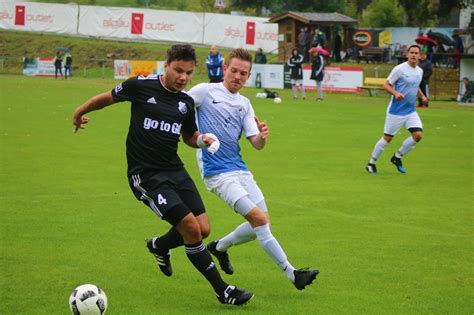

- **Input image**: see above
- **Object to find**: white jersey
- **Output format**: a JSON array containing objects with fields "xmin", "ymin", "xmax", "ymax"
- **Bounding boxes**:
[
  {"xmin": 187, "ymin": 83, "xmax": 259, "ymax": 177},
  {"xmin": 386, "ymin": 62, "xmax": 423, "ymax": 116}
]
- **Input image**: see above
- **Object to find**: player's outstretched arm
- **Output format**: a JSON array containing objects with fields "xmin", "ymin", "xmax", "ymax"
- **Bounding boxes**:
[
  {"xmin": 72, "ymin": 91, "xmax": 115, "ymax": 133},
  {"xmin": 248, "ymin": 116, "xmax": 268, "ymax": 150}
]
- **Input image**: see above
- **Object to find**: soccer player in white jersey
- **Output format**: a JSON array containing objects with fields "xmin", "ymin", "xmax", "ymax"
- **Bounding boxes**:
[
  {"xmin": 188, "ymin": 48, "xmax": 319, "ymax": 291},
  {"xmin": 366, "ymin": 45, "xmax": 428, "ymax": 174}
]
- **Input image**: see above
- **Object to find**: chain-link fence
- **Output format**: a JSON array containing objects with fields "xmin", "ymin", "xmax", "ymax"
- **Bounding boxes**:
[
  {"xmin": 0, "ymin": 56, "xmax": 208, "ymax": 83},
  {"xmin": 0, "ymin": 56, "xmax": 116, "ymax": 78},
  {"xmin": 1, "ymin": 56, "xmax": 461, "ymax": 100}
]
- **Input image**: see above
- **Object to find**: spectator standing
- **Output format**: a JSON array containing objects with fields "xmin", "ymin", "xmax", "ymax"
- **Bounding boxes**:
[
  {"xmin": 314, "ymin": 28, "xmax": 327, "ymax": 48},
  {"xmin": 64, "ymin": 51, "xmax": 73, "ymax": 80},
  {"xmin": 311, "ymin": 28, "xmax": 318, "ymax": 47},
  {"xmin": 287, "ymin": 48, "xmax": 306, "ymax": 99},
  {"xmin": 333, "ymin": 31, "xmax": 342, "ymax": 62},
  {"xmin": 452, "ymin": 31, "xmax": 464, "ymax": 69},
  {"xmin": 418, "ymin": 51, "xmax": 432, "ymax": 108},
  {"xmin": 254, "ymin": 48, "xmax": 267, "ymax": 64},
  {"xmin": 460, "ymin": 77, "xmax": 474, "ymax": 103},
  {"xmin": 53, "ymin": 51, "xmax": 63, "ymax": 79},
  {"xmin": 421, "ymin": 43, "xmax": 434, "ymax": 64},
  {"xmin": 310, "ymin": 48, "xmax": 325, "ymax": 101},
  {"xmin": 298, "ymin": 27, "xmax": 310, "ymax": 62},
  {"xmin": 206, "ymin": 45, "xmax": 224, "ymax": 83},
  {"xmin": 433, "ymin": 39, "xmax": 446, "ymax": 67}
]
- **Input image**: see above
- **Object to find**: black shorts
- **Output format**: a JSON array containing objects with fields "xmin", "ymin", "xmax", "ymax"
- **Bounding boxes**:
[{"xmin": 128, "ymin": 168, "xmax": 205, "ymax": 226}]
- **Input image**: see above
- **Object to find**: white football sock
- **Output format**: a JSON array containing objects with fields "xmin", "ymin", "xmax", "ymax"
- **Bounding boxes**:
[
  {"xmin": 216, "ymin": 222, "xmax": 256, "ymax": 252},
  {"xmin": 301, "ymin": 84, "xmax": 306, "ymax": 98},
  {"xmin": 397, "ymin": 136, "xmax": 417, "ymax": 157},
  {"xmin": 369, "ymin": 137, "xmax": 389, "ymax": 164},
  {"xmin": 292, "ymin": 84, "xmax": 298, "ymax": 98},
  {"xmin": 254, "ymin": 224, "xmax": 296, "ymax": 282},
  {"xmin": 316, "ymin": 81, "xmax": 323, "ymax": 99}
]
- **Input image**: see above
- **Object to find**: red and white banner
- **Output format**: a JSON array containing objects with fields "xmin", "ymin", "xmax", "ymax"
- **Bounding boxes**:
[
  {"xmin": 78, "ymin": 6, "xmax": 203, "ymax": 44},
  {"xmin": 1, "ymin": 2, "xmax": 278, "ymax": 51},
  {"xmin": 203, "ymin": 13, "xmax": 278, "ymax": 52},
  {"xmin": 246, "ymin": 65, "xmax": 363, "ymax": 92},
  {"xmin": 22, "ymin": 57, "xmax": 56, "ymax": 76},
  {"xmin": 0, "ymin": 1, "xmax": 78, "ymax": 34},
  {"xmin": 302, "ymin": 66, "xmax": 364, "ymax": 92}
]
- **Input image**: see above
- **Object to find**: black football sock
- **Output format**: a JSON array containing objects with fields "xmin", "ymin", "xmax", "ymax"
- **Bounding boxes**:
[
  {"xmin": 185, "ymin": 241, "xmax": 228, "ymax": 294},
  {"xmin": 153, "ymin": 227, "xmax": 184, "ymax": 253}
]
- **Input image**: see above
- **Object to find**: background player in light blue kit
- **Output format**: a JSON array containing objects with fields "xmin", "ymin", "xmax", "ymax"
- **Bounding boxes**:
[
  {"xmin": 366, "ymin": 45, "xmax": 428, "ymax": 174},
  {"xmin": 188, "ymin": 48, "xmax": 319, "ymax": 291}
]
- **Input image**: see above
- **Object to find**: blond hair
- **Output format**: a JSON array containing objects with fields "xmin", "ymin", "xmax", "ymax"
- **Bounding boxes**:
[{"xmin": 226, "ymin": 48, "xmax": 253, "ymax": 67}]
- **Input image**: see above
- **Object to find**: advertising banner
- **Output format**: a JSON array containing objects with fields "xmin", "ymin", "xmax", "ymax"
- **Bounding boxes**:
[
  {"xmin": 0, "ymin": 1, "xmax": 78, "ymax": 34},
  {"xmin": 22, "ymin": 57, "xmax": 56, "ymax": 76},
  {"xmin": 114, "ymin": 60, "xmax": 165, "ymax": 79},
  {"xmin": 389, "ymin": 27, "xmax": 420, "ymax": 47},
  {"xmin": 248, "ymin": 65, "xmax": 362, "ymax": 92},
  {"xmin": 2, "ymin": 2, "xmax": 277, "ymax": 51},
  {"xmin": 347, "ymin": 27, "xmax": 457, "ymax": 48},
  {"xmin": 460, "ymin": 59, "xmax": 474, "ymax": 82},
  {"xmin": 79, "ymin": 6, "xmax": 203, "ymax": 43},
  {"xmin": 129, "ymin": 60, "xmax": 159, "ymax": 77},
  {"xmin": 350, "ymin": 29, "xmax": 383, "ymax": 48},
  {"xmin": 203, "ymin": 13, "xmax": 278, "ymax": 52},
  {"xmin": 245, "ymin": 64, "xmax": 284, "ymax": 89},
  {"xmin": 379, "ymin": 29, "xmax": 392, "ymax": 47},
  {"xmin": 299, "ymin": 66, "xmax": 364, "ymax": 92},
  {"xmin": 114, "ymin": 60, "xmax": 130, "ymax": 79}
]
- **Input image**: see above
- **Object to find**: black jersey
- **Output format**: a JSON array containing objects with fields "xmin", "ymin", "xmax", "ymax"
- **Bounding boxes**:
[
  {"xmin": 111, "ymin": 75, "xmax": 197, "ymax": 174},
  {"xmin": 287, "ymin": 54, "xmax": 304, "ymax": 80}
]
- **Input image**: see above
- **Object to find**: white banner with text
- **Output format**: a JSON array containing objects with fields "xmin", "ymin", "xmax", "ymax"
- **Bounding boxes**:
[
  {"xmin": 0, "ymin": 1, "xmax": 78, "ymax": 34},
  {"xmin": 1, "ymin": 1, "xmax": 278, "ymax": 51},
  {"xmin": 22, "ymin": 57, "xmax": 55, "ymax": 76},
  {"xmin": 203, "ymin": 13, "xmax": 278, "ymax": 52},
  {"xmin": 302, "ymin": 66, "xmax": 364, "ymax": 92},
  {"xmin": 246, "ymin": 65, "xmax": 363, "ymax": 92},
  {"xmin": 78, "ymin": 6, "xmax": 203, "ymax": 43},
  {"xmin": 245, "ymin": 64, "xmax": 284, "ymax": 89}
]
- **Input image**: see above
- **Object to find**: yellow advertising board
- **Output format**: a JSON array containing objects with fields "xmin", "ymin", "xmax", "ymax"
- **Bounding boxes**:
[
  {"xmin": 379, "ymin": 29, "xmax": 392, "ymax": 47},
  {"xmin": 129, "ymin": 60, "xmax": 158, "ymax": 77},
  {"xmin": 113, "ymin": 60, "xmax": 165, "ymax": 79}
]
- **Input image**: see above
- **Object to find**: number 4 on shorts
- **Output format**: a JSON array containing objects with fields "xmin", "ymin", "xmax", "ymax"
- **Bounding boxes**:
[{"xmin": 157, "ymin": 194, "xmax": 167, "ymax": 205}]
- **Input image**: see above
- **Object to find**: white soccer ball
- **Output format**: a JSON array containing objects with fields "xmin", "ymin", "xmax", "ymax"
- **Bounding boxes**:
[
  {"xmin": 274, "ymin": 97, "xmax": 282, "ymax": 104},
  {"xmin": 69, "ymin": 284, "xmax": 108, "ymax": 315}
]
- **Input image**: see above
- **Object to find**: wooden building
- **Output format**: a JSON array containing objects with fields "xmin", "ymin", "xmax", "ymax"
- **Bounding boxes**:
[{"xmin": 269, "ymin": 11, "xmax": 358, "ymax": 61}]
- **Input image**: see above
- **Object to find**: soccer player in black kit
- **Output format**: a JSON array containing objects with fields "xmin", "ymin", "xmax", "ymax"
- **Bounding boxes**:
[{"xmin": 72, "ymin": 44, "xmax": 253, "ymax": 306}]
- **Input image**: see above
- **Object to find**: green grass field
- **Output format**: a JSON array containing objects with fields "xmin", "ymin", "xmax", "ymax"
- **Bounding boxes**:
[{"xmin": 0, "ymin": 74, "xmax": 472, "ymax": 314}]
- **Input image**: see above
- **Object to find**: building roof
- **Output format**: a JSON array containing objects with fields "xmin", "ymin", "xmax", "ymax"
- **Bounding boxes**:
[{"xmin": 269, "ymin": 11, "xmax": 358, "ymax": 25}]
